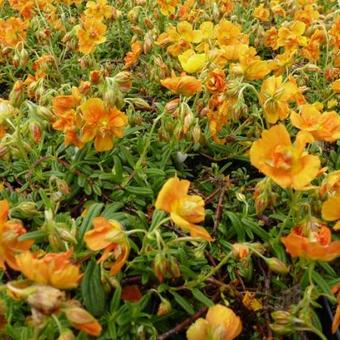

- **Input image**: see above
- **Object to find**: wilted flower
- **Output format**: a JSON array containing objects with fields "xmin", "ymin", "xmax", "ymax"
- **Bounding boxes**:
[
  {"xmin": 186, "ymin": 304, "xmax": 242, "ymax": 340},
  {"xmin": 84, "ymin": 217, "xmax": 129, "ymax": 275},
  {"xmin": 124, "ymin": 41, "xmax": 142, "ymax": 69},
  {"xmin": 15, "ymin": 250, "xmax": 82, "ymax": 289},
  {"xmin": 0, "ymin": 200, "xmax": 33, "ymax": 270},
  {"xmin": 155, "ymin": 177, "xmax": 212, "ymax": 241},
  {"xmin": 250, "ymin": 124, "xmax": 320, "ymax": 190},
  {"xmin": 206, "ymin": 69, "xmax": 226, "ymax": 93}
]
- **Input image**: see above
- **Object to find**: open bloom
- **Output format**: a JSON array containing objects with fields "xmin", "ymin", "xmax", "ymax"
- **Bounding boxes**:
[
  {"xmin": 77, "ymin": 16, "xmax": 107, "ymax": 54},
  {"xmin": 84, "ymin": 217, "xmax": 129, "ymax": 275},
  {"xmin": 281, "ymin": 222, "xmax": 340, "ymax": 261},
  {"xmin": 322, "ymin": 194, "xmax": 340, "ymax": 230},
  {"xmin": 80, "ymin": 98, "xmax": 128, "ymax": 152},
  {"xmin": 0, "ymin": 200, "xmax": 33, "ymax": 270},
  {"xmin": 259, "ymin": 75, "xmax": 305, "ymax": 124},
  {"xmin": 187, "ymin": 304, "xmax": 242, "ymax": 340},
  {"xmin": 161, "ymin": 74, "xmax": 202, "ymax": 97},
  {"xmin": 291, "ymin": 103, "xmax": 340, "ymax": 142},
  {"xmin": 157, "ymin": 0, "xmax": 179, "ymax": 16},
  {"xmin": 84, "ymin": 0, "xmax": 113, "ymax": 19},
  {"xmin": 124, "ymin": 41, "xmax": 142, "ymax": 69},
  {"xmin": 276, "ymin": 20, "xmax": 307, "ymax": 52},
  {"xmin": 178, "ymin": 49, "xmax": 206, "ymax": 74},
  {"xmin": 0, "ymin": 17, "xmax": 28, "ymax": 47},
  {"xmin": 250, "ymin": 124, "xmax": 320, "ymax": 190},
  {"xmin": 155, "ymin": 177, "xmax": 212, "ymax": 241},
  {"xmin": 15, "ymin": 250, "xmax": 82, "ymax": 289}
]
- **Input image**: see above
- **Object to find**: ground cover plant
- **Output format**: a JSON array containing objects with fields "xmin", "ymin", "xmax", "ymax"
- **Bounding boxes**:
[{"xmin": 0, "ymin": 0, "xmax": 339, "ymax": 339}]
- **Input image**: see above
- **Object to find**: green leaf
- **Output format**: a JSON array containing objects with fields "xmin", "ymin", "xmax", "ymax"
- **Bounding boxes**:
[
  {"xmin": 81, "ymin": 259, "xmax": 107, "ymax": 317},
  {"xmin": 191, "ymin": 289, "xmax": 214, "ymax": 307},
  {"xmin": 170, "ymin": 291, "xmax": 195, "ymax": 315}
]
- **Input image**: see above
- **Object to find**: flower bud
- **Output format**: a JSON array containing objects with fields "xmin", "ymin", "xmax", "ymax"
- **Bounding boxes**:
[
  {"xmin": 12, "ymin": 201, "xmax": 40, "ymax": 218},
  {"xmin": 57, "ymin": 329, "xmax": 75, "ymax": 340},
  {"xmin": 30, "ymin": 122, "xmax": 42, "ymax": 144},
  {"xmin": 153, "ymin": 253, "xmax": 168, "ymax": 282},
  {"xmin": 157, "ymin": 298, "xmax": 172, "ymax": 316},
  {"xmin": 143, "ymin": 31, "xmax": 153, "ymax": 54},
  {"xmin": 265, "ymin": 258, "xmax": 289, "ymax": 274},
  {"xmin": 127, "ymin": 7, "xmax": 140, "ymax": 24},
  {"xmin": 129, "ymin": 98, "xmax": 151, "ymax": 110},
  {"xmin": 27, "ymin": 285, "xmax": 65, "ymax": 315}
]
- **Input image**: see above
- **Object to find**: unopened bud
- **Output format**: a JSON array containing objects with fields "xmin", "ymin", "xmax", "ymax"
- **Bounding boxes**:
[
  {"xmin": 129, "ymin": 98, "xmax": 151, "ymax": 110},
  {"xmin": 114, "ymin": 72, "xmax": 132, "ymax": 92},
  {"xmin": 266, "ymin": 258, "xmax": 289, "ymax": 274},
  {"xmin": 12, "ymin": 201, "xmax": 39, "ymax": 218},
  {"xmin": 127, "ymin": 7, "xmax": 140, "ymax": 23},
  {"xmin": 30, "ymin": 122, "xmax": 42, "ymax": 143},
  {"xmin": 157, "ymin": 298, "xmax": 172, "ymax": 316},
  {"xmin": 58, "ymin": 329, "xmax": 75, "ymax": 340}
]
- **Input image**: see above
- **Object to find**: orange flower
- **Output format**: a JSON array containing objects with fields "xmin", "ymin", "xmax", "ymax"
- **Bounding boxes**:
[
  {"xmin": 186, "ymin": 304, "xmax": 242, "ymax": 340},
  {"xmin": 322, "ymin": 194, "xmax": 340, "ymax": 231},
  {"xmin": 294, "ymin": 5, "xmax": 319, "ymax": 26},
  {"xmin": 80, "ymin": 98, "xmax": 128, "ymax": 152},
  {"xmin": 84, "ymin": 217, "xmax": 129, "ymax": 275},
  {"xmin": 15, "ymin": 250, "xmax": 82, "ymax": 289},
  {"xmin": 64, "ymin": 303, "xmax": 102, "ymax": 336},
  {"xmin": 259, "ymin": 75, "xmax": 305, "ymax": 124},
  {"xmin": 214, "ymin": 20, "xmax": 247, "ymax": 47},
  {"xmin": 0, "ymin": 200, "xmax": 33, "ymax": 270},
  {"xmin": 52, "ymin": 88, "xmax": 83, "ymax": 148},
  {"xmin": 84, "ymin": 0, "xmax": 113, "ymax": 19},
  {"xmin": 330, "ymin": 15, "xmax": 340, "ymax": 49},
  {"xmin": 77, "ymin": 16, "xmax": 107, "ymax": 54},
  {"xmin": 124, "ymin": 41, "xmax": 142, "ymax": 69},
  {"xmin": 291, "ymin": 103, "xmax": 340, "ymax": 142},
  {"xmin": 0, "ymin": 17, "xmax": 28, "ymax": 48},
  {"xmin": 155, "ymin": 177, "xmax": 212, "ymax": 241},
  {"xmin": 250, "ymin": 124, "xmax": 320, "ymax": 190},
  {"xmin": 161, "ymin": 74, "xmax": 202, "ymax": 97},
  {"xmin": 281, "ymin": 224, "xmax": 340, "ymax": 261},
  {"xmin": 276, "ymin": 20, "xmax": 307, "ymax": 52},
  {"xmin": 206, "ymin": 69, "xmax": 226, "ymax": 93},
  {"xmin": 157, "ymin": 0, "xmax": 179, "ymax": 16}
]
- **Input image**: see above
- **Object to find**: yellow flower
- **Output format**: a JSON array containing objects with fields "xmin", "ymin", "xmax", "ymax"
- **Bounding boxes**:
[
  {"xmin": 84, "ymin": 217, "xmax": 129, "ymax": 275},
  {"xmin": 186, "ymin": 304, "xmax": 242, "ymax": 340},
  {"xmin": 155, "ymin": 177, "xmax": 212, "ymax": 241},
  {"xmin": 253, "ymin": 4, "xmax": 270, "ymax": 22},
  {"xmin": 0, "ymin": 17, "xmax": 28, "ymax": 48},
  {"xmin": 322, "ymin": 194, "xmax": 340, "ymax": 230},
  {"xmin": 84, "ymin": 0, "xmax": 113, "ymax": 19},
  {"xmin": 15, "ymin": 250, "xmax": 82, "ymax": 289},
  {"xmin": 157, "ymin": 0, "xmax": 179, "ymax": 16},
  {"xmin": 332, "ymin": 79, "xmax": 340, "ymax": 93},
  {"xmin": 259, "ymin": 75, "xmax": 304, "ymax": 124},
  {"xmin": 250, "ymin": 124, "xmax": 320, "ymax": 190},
  {"xmin": 291, "ymin": 103, "xmax": 340, "ymax": 142},
  {"xmin": 214, "ymin": 20, "xmax": 247, "ymax": 47},
  {"xmin": 77, "ymin": 16, "xmax": 107, "ymax": 54},
  {"xmin": 178, "ymin": 49, "xmax": 206, "ymax": 73},
  {"xmin": 277, "ymin": 20, "xmax": 307, "ymax": 52}
]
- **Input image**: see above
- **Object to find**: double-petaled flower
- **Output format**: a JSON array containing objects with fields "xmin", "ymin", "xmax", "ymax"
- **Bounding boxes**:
[
  {"xmin": 15, "ymin": 250, "xmax": 82, "ymax": 289},
  {"xmin": 186, "ymin": 304, "xmax": 242, "ymax": 340},
  {"xmin": 291, "ymin": 103, "xmax": 340, "ymax": 142},
  {"xmin": 281, "ymin": 220, "xmax": 340, "ymax": 261},
  {"xmin": 155, "ymin": 177, "xmax": 212, "ymax": 241},
  {"xmin": 250, "ymin": 124, "xmax": 320, "ymax": 190},
  {"xmin": 0, "ymin": 200, "xmax": 33, "ymax": 270},
  {"xmin": 80, "ymin": 98, "xmax": 128, "ymax": 152},
  {"xmin": 84, "ymin": 217, "xmax": 130, "ymax": 275}
]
